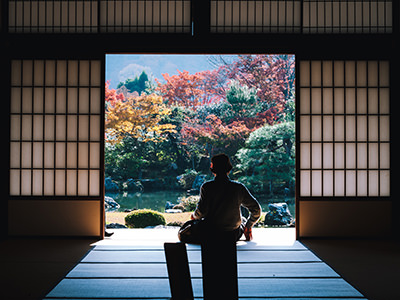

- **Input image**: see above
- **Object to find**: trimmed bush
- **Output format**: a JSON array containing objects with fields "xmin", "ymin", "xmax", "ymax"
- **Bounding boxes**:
[
  {"xmin": 125, "ymin": 209, "xmax": 166, "ymax": 228},
  {"xmin": 167, "ymin": 221, "xmax": 184, "ymax": 227}
]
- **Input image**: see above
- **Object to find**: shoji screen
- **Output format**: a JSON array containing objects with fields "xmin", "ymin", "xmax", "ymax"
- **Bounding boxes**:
[
  {"xmin": 303, "ymin": 0, "xmax": 393, "ymax": 33},
  {"xmin": 210, "ymin": 0, "xmax": 392, "ymax": 34},
  {"xmin": 8, "ymin": 0, "xmax": 99, "ymax": 33},
  {"xmin": 299, "ymin": 60, "xmax": 390, "ymax": 197},
  {"xmin": 298, "ymin": 60, "xmax": 391, "ymax": 237},
  {"xmin": 8, "ymin": 0, "xmax": 192, "ymax": 33},
  {"xmin": 99, "ymin": 0, "xmax": 191, "ymax": 33},
  {"xmin": 211, "ymin": 0, "xmax": 302, "ymax": 33},
  {"xmin": 9, "ymin": 59, "xmax": 103, "ymax": 236}
]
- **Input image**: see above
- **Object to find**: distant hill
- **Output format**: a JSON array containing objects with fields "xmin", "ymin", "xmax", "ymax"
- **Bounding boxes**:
[{"xmin": 106, "ymin": 54, "xmax": 220, "ymax": 89}]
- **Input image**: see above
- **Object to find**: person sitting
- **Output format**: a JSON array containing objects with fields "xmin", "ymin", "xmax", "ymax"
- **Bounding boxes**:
[{"xmin": 190, "ymin": 153, "xmax": 261, "ymax": 242}]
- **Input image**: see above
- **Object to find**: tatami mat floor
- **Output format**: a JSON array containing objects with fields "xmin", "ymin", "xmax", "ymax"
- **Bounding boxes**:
[{"xmin": 44, "ymin": 228, "xmax": 366, "ymax": 299}]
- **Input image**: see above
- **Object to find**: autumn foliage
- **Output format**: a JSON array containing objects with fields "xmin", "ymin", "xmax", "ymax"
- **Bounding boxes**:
[
  {"xmin": 105, "ymin": 55, "xmax": 295, "ymax": 185},
  {"xmin": 181, "ymin": 114, "xmax": 251, "ymax": 156},
  {"xmin": 155, "ymin": 69, "xmax": 225, "ymax": 109},
  {"xmin": 105, "ymin": 90, "xmax": 176, "ymax": 143}
]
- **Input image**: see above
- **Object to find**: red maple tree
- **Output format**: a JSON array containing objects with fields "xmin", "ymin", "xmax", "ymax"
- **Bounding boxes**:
[
  {"xmin": 105, "ymin": 80, "xmax": 125, "ymax": 106},
  {"xmin": 155, "ymin": 69, "xmax": 226, "ymax": 110},
  {"xmin": 181, "ymin": 114, "xmax": 252, "ymax": 156},
  {"xmin": 215, "ymin": 54, "xmax": 295, "ymax": 125},
  {"xmin": 155, "ymin": 55, "xmax": 295, "ymax": 155}
]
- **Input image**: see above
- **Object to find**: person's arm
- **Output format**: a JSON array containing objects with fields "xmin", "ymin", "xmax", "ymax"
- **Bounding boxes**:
[
  {"xmin": 191, "ymin": 184, "xmax": 207, "ymax": 220},
  {"xmin": 241, "ymin": 185, "xmax": 261, "ymax": 228}
]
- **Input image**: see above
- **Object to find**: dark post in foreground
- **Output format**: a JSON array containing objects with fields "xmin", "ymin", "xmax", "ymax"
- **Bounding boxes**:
[
  {"xmin": 164, "ymin": 242, "xmax": 194, "ymax": 300},
  {"xmin": 201, "ymin": 231, "xmax": 239, "ymax": 300}
]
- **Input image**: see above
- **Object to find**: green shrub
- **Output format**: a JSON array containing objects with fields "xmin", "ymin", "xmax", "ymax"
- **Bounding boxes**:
[
  {"xmin": 179, "ymin": 195, "xmax": 199, "ymax": 212},
  {"xmin": 125, "ymin": 209, "xmax": 166, "ymax": 228},
  {"xmin": 167, "ymin": 221, "xmax": 184, "ymax": 227}
]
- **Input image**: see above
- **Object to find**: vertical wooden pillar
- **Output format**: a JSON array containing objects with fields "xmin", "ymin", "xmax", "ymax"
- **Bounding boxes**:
[
  {"xmin": 201, "ymin": 232, "xmax": 238, "ymax": 300},
  {"xmin": 192, "ymin": 0, "xmax": 210, "ymax": 37},
  {"xmin": 164, "ymin": 242, "xmax": 194, "ymax": 300}
]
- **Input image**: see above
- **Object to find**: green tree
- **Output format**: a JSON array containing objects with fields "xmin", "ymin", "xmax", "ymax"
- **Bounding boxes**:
[
  {"xmin": 105, "ymin": 135, "xmax": 182, "ymax": 181},
  {"xmin": 225, "ymin": 80, "xmax": 258, "ymax": 118},
  {"xmin": 117, "ymin": 71, "xmax": 149, "ymax": 95},
  {"xmin": 105, "ymin": 137, "xmax": 149, "ymax": 180},
  {"xmin": 236, "ymin": 122, "xmax": 295, "ymax": 194}
]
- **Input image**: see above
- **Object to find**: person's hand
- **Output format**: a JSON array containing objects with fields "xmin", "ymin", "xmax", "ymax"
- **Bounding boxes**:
[{"xmin": 244, "ymin": 227, "xmax": 253, "ymax": 241}]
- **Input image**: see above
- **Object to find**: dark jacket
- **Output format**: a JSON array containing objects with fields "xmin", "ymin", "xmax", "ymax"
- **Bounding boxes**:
[{"xmin": 193, "ymin": 175, "xmax": 261, "ymax": 231}]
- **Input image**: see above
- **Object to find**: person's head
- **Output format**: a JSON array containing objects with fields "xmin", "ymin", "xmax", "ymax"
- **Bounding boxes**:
[{"xmin": 210, "ymin": 153, "xmax": 232, "ymax": 176}]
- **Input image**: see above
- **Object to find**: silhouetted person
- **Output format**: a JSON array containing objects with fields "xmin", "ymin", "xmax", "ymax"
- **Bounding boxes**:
[
  {"xmin": 191, "ymin": 153, "xmax": 261, "ymax": 241},
  {"xmin": 190, "ymin": 153, "xmax": 261, "ymax": 299}
]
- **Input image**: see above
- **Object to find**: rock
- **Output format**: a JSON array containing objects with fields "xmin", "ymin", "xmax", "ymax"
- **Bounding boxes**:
[
  {"xmin": 106, "ymin": 223, "xmax": 127, "ymax": 229},
  {"xmin": 105, "ymin": 196, "xmax": 120, "ymax": 211},
  {"xmin": 264, "ymin": 203, "xmax": 293, "ymax": 226},
  {"xmin": 186, "ymin": 174, "xmax": 207, "ymax": 194},
  {"xmin": 165, "ymin": 201, "xmax": 178, "ymax": 210},
  {"xmin": 105, "ymin": 177, "xmax": 119, "ymax": 192},
  {"xmin": 123, "ymin": 179, "xmax": 144, "ymax": 192},
  {"xmin": 172, "ymin": 204, "xmax": 185, "ymax": 211},
  {"xmin": 165, "ymin": 209, "xmax": 183, "ymax": 213},
  {"xmin": 177, "ymin": 171, "xmax": 198, "ymax": 190}
]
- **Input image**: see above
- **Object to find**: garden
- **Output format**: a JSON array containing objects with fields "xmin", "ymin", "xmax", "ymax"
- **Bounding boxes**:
[{"xmin": 105, "ymin": 54, "xmax": 296, "ymax": 228}]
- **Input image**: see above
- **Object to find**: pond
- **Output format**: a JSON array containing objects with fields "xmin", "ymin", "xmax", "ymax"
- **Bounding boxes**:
[{"xmin": 106, "ymin": 191, "xmax": 295, "ymax": 218}]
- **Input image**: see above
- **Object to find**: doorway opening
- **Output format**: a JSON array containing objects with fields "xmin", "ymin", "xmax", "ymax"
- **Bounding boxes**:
[{"xmin": 104, "ymin": 54, "xmax": 295, "ymax": 230}]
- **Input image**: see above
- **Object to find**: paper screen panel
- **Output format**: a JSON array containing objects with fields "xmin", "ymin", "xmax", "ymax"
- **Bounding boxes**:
[
  {"xmin": 299, "ymin": 60, "xmax": 390, "ymax": 197},
  {"xmin": 9, "ymin": 60, "xmax": 102, "ymax": 196}
]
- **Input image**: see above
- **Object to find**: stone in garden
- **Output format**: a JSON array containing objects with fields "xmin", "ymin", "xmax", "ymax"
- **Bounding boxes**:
[
  {"xmin": 165, "ymin": 209, "xmax": 183, "ymax": 214},
  {"xmin": 192, "ymin": 174, "xmax": 206, "ymax": 191},
  {"xmin": 264, "ymin": 203, "xmax": 293, "ymax": 226},
  {"xmin": 165, "ymin": 201, "xmax": 178, "ymax": 210},
  {"xmin": 123, "ymin": 179, "xmax": 144, "ymax": 192},
  {"xmin": 105, "ymin": 196, "xmax": 120, "ymax": 211},
  {"xmin": 106, "ymin": 223, "xmax": 127, "ymax": 229},
  {"xmin": 105, "ymin": 177, "xmax": 119, "ymax": 192}
]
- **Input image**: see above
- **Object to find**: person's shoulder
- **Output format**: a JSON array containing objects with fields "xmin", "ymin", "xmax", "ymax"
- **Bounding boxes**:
[
  {"xmin": 201, "ymin": 179, "xmax": 215, "ymax": 188},
  {"xmin": 205, "ymin": 179, "xmax": 217, "ymax": 185},
  {"xmin": 228, "ymin": 178, "xmax": 240, "ymax": 185},
  {"xmin": 229, "ymin": 180, "xmax": 253, "ymax": 194},
  {"xmin": 228, "ymin": 179, "xmax": 246, "ymax": 188}
]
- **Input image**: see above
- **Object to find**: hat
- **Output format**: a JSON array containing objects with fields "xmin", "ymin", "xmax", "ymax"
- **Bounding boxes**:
[{"xmin": 210, "ymin": 153, "xmax": 233, "ymax": 174}]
